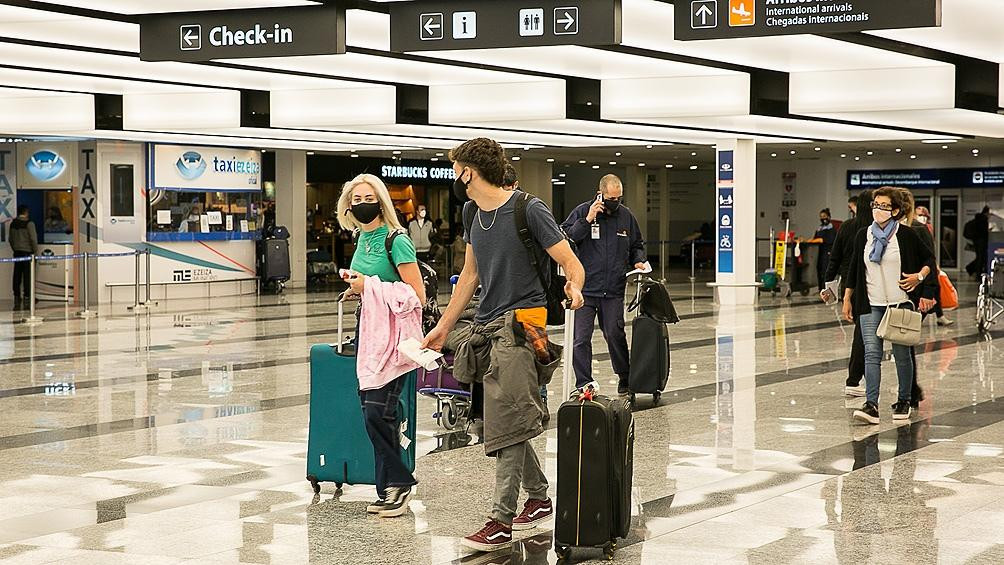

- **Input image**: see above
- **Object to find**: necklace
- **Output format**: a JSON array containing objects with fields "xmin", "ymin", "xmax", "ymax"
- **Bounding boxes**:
[{"xmin": 478, "ymin": 208, "xmax": 499, "ymax": 231}]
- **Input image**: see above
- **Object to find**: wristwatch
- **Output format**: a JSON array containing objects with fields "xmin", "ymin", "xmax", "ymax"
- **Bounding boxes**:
[{"xmin": 917, "ymin": 272, "xmax": 926, "ymax": 282}]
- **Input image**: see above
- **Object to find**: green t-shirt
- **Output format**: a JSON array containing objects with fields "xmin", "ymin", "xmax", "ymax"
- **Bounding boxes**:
[{"xmin": 350, "ymin": 225, "xmax": 417, "ymax": 283}]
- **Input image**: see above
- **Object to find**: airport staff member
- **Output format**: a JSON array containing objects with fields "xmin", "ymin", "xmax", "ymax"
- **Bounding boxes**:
[{"xmin": 562, "ymin": 174, "xmax": 647, "ymax": 393}]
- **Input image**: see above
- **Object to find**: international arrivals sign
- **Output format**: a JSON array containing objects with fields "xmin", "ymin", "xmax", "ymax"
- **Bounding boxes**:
[
  {"xmin": 675, "ymin": 0, "xmax": 941, "ymax": 41},
  {"xmin": 139, "ymin": 5, "xmax": 345, "ymax": 62}
]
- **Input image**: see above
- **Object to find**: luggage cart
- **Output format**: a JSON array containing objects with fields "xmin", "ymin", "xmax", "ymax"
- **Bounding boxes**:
[{"xmin": 977, "ymin": 249, "xmax": 1004, "ymax": 334}]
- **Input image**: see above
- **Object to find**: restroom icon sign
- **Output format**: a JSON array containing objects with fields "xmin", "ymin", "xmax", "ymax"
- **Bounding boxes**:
[{"xmin": 519, "ymin": 8, "xmax": 544, "ymax": 36}]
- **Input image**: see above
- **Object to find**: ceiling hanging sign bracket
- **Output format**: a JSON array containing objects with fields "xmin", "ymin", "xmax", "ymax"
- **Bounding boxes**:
[
  {"xmin": 390, "ymin": 0, "xmax": 621, "ymax": 52},
  {"xmin": 139, "ymin": 5, "xmax": 346, "ymax": 62},
  {"xmin": 674, "ymin": 0, "xmax": 941, "ymax": 41}
]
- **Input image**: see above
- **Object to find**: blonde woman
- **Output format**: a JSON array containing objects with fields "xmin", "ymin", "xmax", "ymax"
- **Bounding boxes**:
[{"xmin": 336, "ymin": 173, "xmax": 425, "ymax": 518}]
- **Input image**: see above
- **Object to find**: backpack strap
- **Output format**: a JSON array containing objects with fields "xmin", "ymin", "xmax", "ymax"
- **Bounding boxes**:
[
  {"xmin": 514, "ymin": 192, "xmax": 550, "ymax": 295},
  {"xmin": 384, "ymin": 229, "xmax": 406, "ymax": 279},
  {"xmin": 462, "ymin": 202, "xmax": 477, "ymax": 239}
]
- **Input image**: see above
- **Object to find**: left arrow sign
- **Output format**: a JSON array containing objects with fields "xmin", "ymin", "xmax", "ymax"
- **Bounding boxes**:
[{"xmin": 183, "ymin": 29, "xmax": 198, "ymax": 46}]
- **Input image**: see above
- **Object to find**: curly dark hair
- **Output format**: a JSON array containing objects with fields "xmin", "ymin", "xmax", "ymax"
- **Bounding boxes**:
[
  {"xmin": 503, "ymin": 163, "xmax": 518, "ymax": 187},
  {"xmin": 449, "ymin": 138, "xmax": 507, "ymax": 187},
  {"xmin": 873, "ymin": 186, "xmax": 906, "ymax": 216}
]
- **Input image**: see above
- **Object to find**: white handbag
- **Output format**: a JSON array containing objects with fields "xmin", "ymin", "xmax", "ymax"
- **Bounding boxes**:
[{"xmin": 875, "ymin": 267, "xmax": 922, "ymax": 346}]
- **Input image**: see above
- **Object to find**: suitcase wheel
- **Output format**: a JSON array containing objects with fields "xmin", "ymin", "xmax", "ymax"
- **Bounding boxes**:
[
  {"xmin": 554, "ymin": 544, "xmax": 570, "ymax": 561},
  {"xmin": 603, "ymin": 542, "xmax": 616, "ymax": 560},
  {"xmin": 307, "ymin": 475, "xmax": 320, "ymax": 494},
  {"xmin": 653, "ymin": 391, "xmax": 661, "ymax": 405},
  {"xmin": 628, "ymin": 392, "xmax": 637, "ymax": 406}
]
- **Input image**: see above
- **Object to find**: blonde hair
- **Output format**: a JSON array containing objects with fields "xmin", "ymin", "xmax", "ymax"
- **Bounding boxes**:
[{"xmin": 336, "ymin": 173, "xmax": 405, "ymax": 232}]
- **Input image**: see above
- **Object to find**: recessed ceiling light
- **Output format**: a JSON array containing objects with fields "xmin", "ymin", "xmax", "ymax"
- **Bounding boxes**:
[
  {"xmin": 854, "ymin": 156, "xmax": 861, "ymax": 161},
  {"xmin": 431, "ymin": 157, "xmax": 438, "ymax": 162},
  {"xmin": 392, "ymin": 150, "xmax": 402, "ymax": 155},
  {"xmin": 840, "ymin": 154, "xmax": 847, "ymax": 158},
  {"xmin": 972, "ymin": 149, "xmax": 980, "ymax": 154},
  {"xmin": 689, "ymin": 165, "xmax": 698, "ymax": 170},
  {"xmin": 523, "ymin": 146, "xmax": 531, "ymax": 151},
  {"xmin": 942, "ymin": 145, "xmax": 949, "ymax": 150},
  {"xmin": 512, "ymin": 156, "xmax": 521, "ymax": 161},
  {"xmin": 690, "ymin": 151, "xmax": 697, "ymax": 156},
  {"xmin": 579, "ymin": 160, "xmax": 587, "ymax": 164},
  {"xmin": 436, "ymin": 152, "xmax": 444, "ymax": 157},
  {"xmin": 609, "ymin": 161, "xmax": 617, "ymax": 165},
  {"xmin": 615, "ymin": 152, "xmax": 622, "ymax": 157},
  {"xmin": 665, "ymin": 164, "xmax": 674, "ymax": 168},
  {"xmin": 814, "ymin": 147, "xmax": 821, "ymax": 152},
  {"xmin": 866, "ymin": 151, "xmax": 874, "ymax": 156},
  {"xmin": 770, "ymin": 153, "xmax": 777, "ymax": 158},
  {"xmin": 592, "ymin": 165, "xmax": 600, "ymax": 169},
  {"xmin": 350, "ymin": 154, "xmax": 359, "ymax": 158},
  {"xmin": 646, "ymin": 145, "xmax": 653, "ymax": 149},
  {"xmin": 910, "ymin": 154, "xmax": 918, "ymax": 159},
  {"xmin": 638, "ymin": 163, "xmax": 646, "ymax": 167},
  {"xmin": 261, "ymin": 149, "xmax": 267, "ymax": 153},
  {"xmin": 559, "ymin": 173, "xmax": 567, "ymax": 178},
  {"xmin": 895, "ymin": 148, "xmax": 902, "ymax": 153},
  {"xmin": 546, "ymin": 158, "xmax": 555, "ymax": 163},
  {"xmin": 790, "ymin": 150, "xmax": 796, "ymax": 155}
]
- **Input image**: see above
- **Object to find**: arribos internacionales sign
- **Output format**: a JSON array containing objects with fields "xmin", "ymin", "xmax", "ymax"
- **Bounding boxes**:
[{"xmin": 675, "ymin": 0, "xmax": 941, "ymax": 41}]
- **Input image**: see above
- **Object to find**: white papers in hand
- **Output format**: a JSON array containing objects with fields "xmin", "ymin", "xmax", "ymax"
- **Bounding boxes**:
[
  {"xmin": 398, "ymin": 338, "xmax": 443, "ymax": 370},
  {"xmin": 626, "ymin": 262, "xmax": 653, "ymax": 278}
]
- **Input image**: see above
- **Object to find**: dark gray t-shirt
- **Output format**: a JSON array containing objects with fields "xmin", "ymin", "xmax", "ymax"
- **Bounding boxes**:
[{"xmin": 464, "ymin": 192, "xmax": 564, "ymax": 324}]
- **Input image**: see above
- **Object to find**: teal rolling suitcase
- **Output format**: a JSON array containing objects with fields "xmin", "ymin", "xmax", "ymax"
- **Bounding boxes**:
[{"xmin": 306, "ymin": 298, "xmax": 418, "ymax": 493}]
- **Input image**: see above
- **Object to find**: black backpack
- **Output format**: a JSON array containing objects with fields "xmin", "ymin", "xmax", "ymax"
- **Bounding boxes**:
[
  {"xmin": 627, "ymin": 277, "xmax": 680, "ymax": 324},
  {"xmin": 464, "ymin": 192, "xmax": 574, "ymax": 326},
  {"xmin": 963, "ymin": 218, "xmax": 977, "ymax": 241},
  {"xmin": 354, "ymin": 229, "xmax": 441, "ymax": 333}
]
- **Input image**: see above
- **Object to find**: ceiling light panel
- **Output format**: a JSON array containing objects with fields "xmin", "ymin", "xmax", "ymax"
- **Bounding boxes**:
[
  {"xmin": 455, "ymin": 119, "xmax": 807, "ymax": 145},
  {"xmin": 420, "ymin": 45, "xmax": 738, "ymax": 79},
  {"xmin": 0, "ymin": 5, "xmax": 137, "ymax": 51},
  {"xmin": 602, "ymin": 75, "xmax": 751, "ymax": 119},
  {"xmin": 429, "ymin": 81, "xmax": 567, "ymax": 123},
  {"xmin": 33, "ymin": 0, "xmax": 320, "ymax": 15},
  {"xmin": 621, "ymin": 0, "xmax": 946, "ymax": 72},
  {"xmin": 790, "ymin": 67, "xmax": 955, "ymax": 114},
  {"xmin": 869, "ymin": 0, "xmax": 1004, "ymax": 63},
  {"xmin": 123, "ymin": 90, "xmax": 241, "ymax": 130},
  {"xmin": 640, "ymin": 115, "xmax": 932, "ymax": 142},
  {"xmin": 271, "ymin": 87, "xmax": 397, "ymax": 127},
  {"xmin": 0, "ymin": 89, "xmax": 94, "ymax": 132},
  {"xmin": 801, "ymin": 108, "xmax": 1004, "ymax": 138},
  {"xmin": 0, "ymin": 67, "xmax": 215, "ymax": 95}
]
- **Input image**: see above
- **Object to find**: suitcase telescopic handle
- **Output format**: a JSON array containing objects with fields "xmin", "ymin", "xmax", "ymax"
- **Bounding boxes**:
[
  {"xmin": 561, "ymin": 305, "xmax": 575, "ymax": 400},
  {"xmin": 336, "ymin": 291, "xmax": 349, "ymax": 354}
]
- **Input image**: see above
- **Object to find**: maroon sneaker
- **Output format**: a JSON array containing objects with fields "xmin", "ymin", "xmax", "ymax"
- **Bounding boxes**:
[
  {"xmin": 512, "ymin": 498, "xmax": 553, "ymax": 531},
  {"xmin": 461, "ymin": 520, "xmax": 513, "ymax": 552}
]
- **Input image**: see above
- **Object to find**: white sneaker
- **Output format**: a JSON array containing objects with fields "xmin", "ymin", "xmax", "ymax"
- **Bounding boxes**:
[
  {"xmin": 844, "ymin": 385, "xmax": 866, "ymax": 397},
  {"xmin": 937, "ymin": 317, "xmax": 955, "ymax": 327}
]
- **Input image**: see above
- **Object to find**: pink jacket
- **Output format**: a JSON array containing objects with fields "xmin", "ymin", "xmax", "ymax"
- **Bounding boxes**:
[{"xmin": 357, "ymin": 276, "xmax": 423, "ymax": 391}]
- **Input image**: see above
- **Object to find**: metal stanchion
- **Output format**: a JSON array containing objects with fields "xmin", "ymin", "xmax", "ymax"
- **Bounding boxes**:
[
  {"xmin": 660, "ymin": 240, "xmax": 667, "ymax": 283},
  {"xmin": 128, "ymin": 250, "xmax": 149, "ymax": 312},
  {"xmin": 689, "ymin": 241, "xmax": 697, "ymax": 282},
  {"xmin": 143, "ymin": 249, "xmax": 158, "ymax": 308},
  {"xmin": 22, "ymin": 255, "xmax": 43, "ymax": 324},
  {"xmin": 77, "ymin": 252, "xmax": 95, "ymax": 318}
]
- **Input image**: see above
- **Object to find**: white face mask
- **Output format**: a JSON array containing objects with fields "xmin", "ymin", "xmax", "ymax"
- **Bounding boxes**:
[
  {"xmin": 917, "ymin": 216, "xmax": 929, "ymax": 225},
  {"xmin": 419, "ymin": 210, "xmax": 427, "ymax": 219},
  {"xmin": 872, "ymin": 208, "xmax": 893, "ymax": 224}
]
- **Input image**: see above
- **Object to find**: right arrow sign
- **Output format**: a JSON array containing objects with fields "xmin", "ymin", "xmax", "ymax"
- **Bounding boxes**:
[{"xmin": 554, "ymin": 7, "xmax": 578, "ymax": 35}]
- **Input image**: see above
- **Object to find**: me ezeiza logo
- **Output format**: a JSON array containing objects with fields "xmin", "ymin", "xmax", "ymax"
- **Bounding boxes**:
[
  {"xmin": 175, "ymin": 151, "xmax": 207, "ymax": 180},
  {"xmin": 26, "ymin": 150, "xmax": 66, "ymax": 182}
]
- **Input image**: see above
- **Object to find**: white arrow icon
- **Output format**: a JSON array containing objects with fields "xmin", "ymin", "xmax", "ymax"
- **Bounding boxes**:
[
  {"xmin": 183, "ymin": 28, "xmax": 197, "ymax": 46},
  {"xmin": 696, "ymin": 4, "xmax": 714, "ymax": 25},
  {"xmin": 557, "ymin": 11, "xmax": 575, "ymax": 30},
  {"xmin": 424, "ymin": 17, "xmax": 441, "ymax": 36}
]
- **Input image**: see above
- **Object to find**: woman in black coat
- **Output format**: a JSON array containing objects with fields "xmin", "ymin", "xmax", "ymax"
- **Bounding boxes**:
[{"xmin": 843, "ymin": 187, "xmax": 936, "ymax": 425}]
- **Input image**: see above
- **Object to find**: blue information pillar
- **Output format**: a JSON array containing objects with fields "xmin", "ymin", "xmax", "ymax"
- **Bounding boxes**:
[{"xmin": 715, "ymin": 139, "xmax": 758, "ymax": 305}]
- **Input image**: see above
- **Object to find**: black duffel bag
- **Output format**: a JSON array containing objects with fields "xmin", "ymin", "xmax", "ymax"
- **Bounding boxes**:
[{"xmin": 627, "ymin": 277, "xmax": 680, "ymax": 324}]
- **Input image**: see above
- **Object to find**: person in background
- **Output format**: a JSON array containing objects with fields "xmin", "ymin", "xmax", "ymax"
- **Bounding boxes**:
[
  {"xmin": 9, "ymin": 205, "xmax": 39, "ymax": 310},
  {"xmin": 964, "ymin": 206, "xmax": 991, "ymax": 278},
  {"xmin": 823, "ymin": 190, "xmax": 873, "ymax": 398},
  {"xmin": 914, "ymin": 205, "xmax": 953, "ymax": 327},
  {"xmin": 843, "ymin": 187, "xmax": 936, "ymax": 424},
  {"xmin": 336, "ymin": 173, "xmax": 426, "ymax": 519},
  {"xmin": 407, "ymin": 204, "xmax": 435, "ymax": 262},
  {"xmin": 847, "ymin": 194, "xmax": 859, "ymax": 219},
  {"xmin": 503, "ymin": 163, "xmax": 519, "ymax": 191},
  {"xmin": 811, "ymin": 208, "xmax": 838, "ymax": 292},
  {"xmin": 561, "ymin": 174, "xmax": 647, "ymax": 393},
  {"xmin": 44, "ymin": 206, "xmax": 69, "ymax": 234}
]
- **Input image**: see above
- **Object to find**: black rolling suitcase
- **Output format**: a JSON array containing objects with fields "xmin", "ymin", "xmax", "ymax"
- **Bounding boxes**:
[
  {"xmin": 627, "ymin": 315, "xmax": 670, "ymax": 405},
  {"xmin": 554, "ymin": 308, "xmax": 635, "ymax": 561},
  {"xmin": 262, "ymin": 238, "xmax": 291, "ymax": 290}
]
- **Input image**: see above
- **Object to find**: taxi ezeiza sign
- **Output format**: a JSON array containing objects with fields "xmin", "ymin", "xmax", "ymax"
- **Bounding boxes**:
[{"xmin": 140, "ymin": 5, "xmax": 345, "ymax": 62}]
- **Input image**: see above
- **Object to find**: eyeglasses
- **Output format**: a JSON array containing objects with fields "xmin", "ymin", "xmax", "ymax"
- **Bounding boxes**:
[{"xmin": 871, "ymin": 203, "xmax": 894, "ymax": 211}]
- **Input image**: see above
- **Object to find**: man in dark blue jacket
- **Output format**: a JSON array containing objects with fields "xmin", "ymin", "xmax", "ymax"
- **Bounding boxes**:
[{"xmin": 562, "ymin": 174, "xmax": 647, "ymax": 392}]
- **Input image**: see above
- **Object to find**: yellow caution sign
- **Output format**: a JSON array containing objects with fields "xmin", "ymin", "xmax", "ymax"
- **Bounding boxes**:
[{"xmin": 774, "ymin": 240, "xmax": 787, "ymax": 280}]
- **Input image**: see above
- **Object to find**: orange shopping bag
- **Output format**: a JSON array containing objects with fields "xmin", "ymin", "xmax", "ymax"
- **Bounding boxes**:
[{"xmin": 938, "ymin": 271, "xmax": 958, "ymax": 310}]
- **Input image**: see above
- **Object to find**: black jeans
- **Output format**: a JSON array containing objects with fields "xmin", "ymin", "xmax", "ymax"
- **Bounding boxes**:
[
  {"xmin": 12, "ymin": 251, "xmax": 31, "ymax": 299},
  {"xmin": 359, "ymin": 376, "xmax": 416, "ymax": 499},
  {"xmin": 573, "ymin": 295, "xmax": 630, "ymax": 389},
  {"xmin": 847, "ymin": 321, "xmax": 864, "ymax": 387}
]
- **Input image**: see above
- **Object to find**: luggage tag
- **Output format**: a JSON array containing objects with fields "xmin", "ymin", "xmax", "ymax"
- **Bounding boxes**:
[
  {"xmin": 591, "ymin": 223, "xmax": 601, "ymax": 240},
  {"xmin": 399, "ymin": 420, "xmax": 412, "ymax": 450}
]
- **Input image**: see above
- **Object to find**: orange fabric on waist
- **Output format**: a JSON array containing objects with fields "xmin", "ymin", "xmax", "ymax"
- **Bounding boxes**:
[{"xmin": 514, "ymin": 307, "xmax": 547, "ymax": 329}]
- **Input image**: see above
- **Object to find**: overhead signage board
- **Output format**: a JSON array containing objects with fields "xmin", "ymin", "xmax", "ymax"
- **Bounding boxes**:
[
  {"xmin": 390, "ymin": 0, "xmax": 621, "ymax": 52},
  {"xmin": 139, "ymin": 5, "xmax": 345, "ymax": 62},
  {"xmin": 148, "ymin": 144, "xmax": 261, "ymax": 192},
  {"xmin": 847, "ymin": 167, "xmax": 1004, "ymax": 190},
  {"xmin": 675, "ymin": 0, "xmax": 941, "ymax": 41}
]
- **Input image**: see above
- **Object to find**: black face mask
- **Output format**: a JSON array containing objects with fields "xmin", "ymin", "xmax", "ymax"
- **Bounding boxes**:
[
  {"xmin": 453, "ymin": 169, "xmax": 471, "ymax": 204},
  {"xmin": 820, "ymin": 218, "xmax": 830, "ymax": 225},
  {"xmin": 350, "ymin": 202, "xmax": 382, "ymax": 225},
  {"xmin": 602, "ymin": 199, "xmax": 621, "ymax": 214}
]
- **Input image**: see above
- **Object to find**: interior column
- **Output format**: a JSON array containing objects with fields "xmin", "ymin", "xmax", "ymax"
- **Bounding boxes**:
[
  {"xmin": 275, "ymin": 150, "xmax": 307, "ymax": 288},
  {"xmin": 715, "ymin": 139, "xmax": 757, "ymax": 305}
]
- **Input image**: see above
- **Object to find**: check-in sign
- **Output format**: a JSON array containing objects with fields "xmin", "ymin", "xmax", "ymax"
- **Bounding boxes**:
[{"xmin": 140, "ymin": 5, "xmax": 345, "ymax": 62}]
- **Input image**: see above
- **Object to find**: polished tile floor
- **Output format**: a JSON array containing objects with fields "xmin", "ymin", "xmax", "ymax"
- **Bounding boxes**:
[{"xmin": 0, "ymin": 280, "xmax": 1002, "ymax": 564}]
